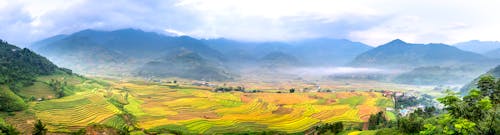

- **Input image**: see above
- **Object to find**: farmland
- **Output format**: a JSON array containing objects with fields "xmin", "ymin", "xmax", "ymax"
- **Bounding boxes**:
[
  {"xmin": 4, "ymin": 77, "xmax": 398, "ymax": 134},
  {"xmin": 116, "ymin": 80, "xmax": 394, "ymax": 134}
]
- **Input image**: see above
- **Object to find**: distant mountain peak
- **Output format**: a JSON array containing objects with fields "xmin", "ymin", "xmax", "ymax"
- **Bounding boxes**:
[
  {"xmin": 386, "ymin": 39, "xmax": 407, "ymax": 45},
  {"xmin": 112, "ymin": 28, "xmax": 144, "ymax": 33}
]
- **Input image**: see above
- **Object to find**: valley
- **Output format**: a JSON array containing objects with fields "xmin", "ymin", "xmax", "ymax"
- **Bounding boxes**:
[
  {"xmin": 1, "ymin": 28, "xmax": 498, "ymax": 134},
  {"xmin": 4, "ymin": 76, "xmax": 400, "ymax": 134}
]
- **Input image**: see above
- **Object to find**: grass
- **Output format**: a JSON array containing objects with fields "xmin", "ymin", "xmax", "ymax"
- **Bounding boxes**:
[
  {"xmin": 385, "ymin": 111, "xmax": 397, "ymax": 121},
  {"xmin": 339, "ymin": 96, "xmax": 366, "ymax": 107},
  {"xmin": 375, "ymin": 98, "xmax": 393, "ymax": 108},
  {"xmin": 18, "ymin": 82, "xmax": 56, "ymax": 99}
]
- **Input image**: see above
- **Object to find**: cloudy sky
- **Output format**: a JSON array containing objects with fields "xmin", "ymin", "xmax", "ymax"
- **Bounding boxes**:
[{"xmin": 1, "ymin": 0, "xmax": 499, "ymax": 47}]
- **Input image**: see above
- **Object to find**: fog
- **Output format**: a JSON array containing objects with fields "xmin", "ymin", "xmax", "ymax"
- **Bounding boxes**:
[{"xmin": 286, "ymin": 67, "xmax": 404, "ymax": 77}]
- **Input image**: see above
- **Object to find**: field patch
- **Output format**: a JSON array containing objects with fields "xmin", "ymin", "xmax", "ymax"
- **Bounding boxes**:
[{"xmin": 33, "ymin": 93, "xmax": 121, "ymax": 132}]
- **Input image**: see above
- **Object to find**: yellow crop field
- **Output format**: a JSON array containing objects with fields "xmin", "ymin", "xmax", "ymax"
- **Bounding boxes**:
[
  {"xmin": 116, "ymin": 81, "xmax": 393, "ymax": 134},
  {"xmin": 25, "ymin": 80, "xmax": 393, "ymax": 134},
  {"xmin": 33, "ymin": 93, "xmax": 121, "ymax": 132}
]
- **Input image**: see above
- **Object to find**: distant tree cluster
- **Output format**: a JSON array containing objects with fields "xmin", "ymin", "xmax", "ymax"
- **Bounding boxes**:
[
  {"xmin": 314, "ymin": 122, "xmax": 343, "ymax": 134},
  {"xmin": 368, "ymin": 111, "xmax": 388, "ymax": 130},
  {"xmin": 214, "ymin": 86, "xmax": 263, "ymax": 93},
  {"xmin": 49, "ymin": 79, "xmax": 68, "ymax": 98}
]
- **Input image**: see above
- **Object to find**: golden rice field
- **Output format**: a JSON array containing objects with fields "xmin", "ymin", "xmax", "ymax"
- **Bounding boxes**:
[
  {"xmin": 117, "ymin": 82, "xmax": 393, "ymax": 134},
  {"xmin": 28, "ymin": 78, "xmax": 393, "ymax": 133}
]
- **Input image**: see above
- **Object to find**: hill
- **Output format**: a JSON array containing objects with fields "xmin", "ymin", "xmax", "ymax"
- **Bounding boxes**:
[
  {"xmin": 259, "ymin": 51, "xmax": 300, "ymax": 68},
  {"xmin": 32, "ymin": 28, "xmax": 226, "ymax": 77},
  {"xmin": 393, "ymin": 66, "xmax": 486, "ymax": 85},
  {"xmin": 204, "ymin": 38, "xmax": 372, "ymax": 66},
  {"xmin": 135, "ymin": 49, "xmax": 232, "ymax": 81},
  {"xmin": 454, "ymin": 40, "xmax": 500, "ymax": 54},
  {"xmin": 0, "ymin": 39, "xmax": 71, "ymax": 111},
  {"xmin": 484, "ymin": 48, "xmax": 500, "ymax": 58},
  {"xmin": 461, "ymin": 65, "xmax": 500, "ymax": 94},
  {"xmin": 350, "ymin": 39, "xmax": 493, "ymax": 68},
  {"xmin": 289, "ymin": 38, "xmax": 372, "ymax": 66}
]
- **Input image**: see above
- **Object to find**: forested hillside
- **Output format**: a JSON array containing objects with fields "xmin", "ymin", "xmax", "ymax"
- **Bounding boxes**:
[{"xmin": 0, "ymin": 39, "xmax": 72, "ymax": 111}]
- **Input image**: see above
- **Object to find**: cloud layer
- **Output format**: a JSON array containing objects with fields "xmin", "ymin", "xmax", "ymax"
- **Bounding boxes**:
[{"xmin": 1, "ymin": 0, "xmax": 499, "ymax": 46}]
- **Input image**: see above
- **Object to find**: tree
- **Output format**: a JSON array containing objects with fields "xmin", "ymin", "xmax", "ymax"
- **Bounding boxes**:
[
  {"xmin": 289, "ymin": 88, "xmax": 295, "ymax": 93},
  {"xmin": 331, "ymin": 122, "xmax": 343, "ymax": 134},
  {"xmin": 428, "ymin": 88, "xmax": 496, "ymax": 134},
  {"xmin": 477, "ymin": 75, "xmax": 495, "ymax": 98},
  {"xmin": 368, "ymin": 111, "xmax": 387, "ymax": 130},
  {"xmin": 315, "ymin": 122, "xmax": 343, "ymax": 134},
  {"xmin": 0, "ymin": 124, "xmax": 19, "ymax": 135},
  {"xmin": 33, "ymin": 120, "xmax": 47, "ymax": 135}
]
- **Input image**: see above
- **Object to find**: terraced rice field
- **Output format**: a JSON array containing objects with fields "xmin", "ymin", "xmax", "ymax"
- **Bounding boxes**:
[
  {"xmin": 119, "ymin": 82, "xmax": 393, "ymax": 134},
  {"xmin": 26, "ymin": 79, "xmax": 393, "ymax": 133},
  {"xmin": 33, "ymin": 92, "xmax": 121, "ymax": 132}
]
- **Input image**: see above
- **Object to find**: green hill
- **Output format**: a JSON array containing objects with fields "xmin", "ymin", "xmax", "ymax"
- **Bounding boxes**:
[
  {"xmin": 0, "ymin": 39, "xmax": 72, "ymax": 111},
  {"xmin": 32, "ymin": 29, "xmax": 226, "ymax": 77},
  {"xmin": 135, "ymin": 49, "xmax": 232, "ymax": 81},
  {"xmin": 461, "ymin": 65, "xmax": 500, "ymax": 94},
  {"xmin": 393, "ymin": 66, "xmax": 486, "ymax": 85},
  {"xmin": 350, "ymin": 39, "xmax": 494, "ymax": 68}
]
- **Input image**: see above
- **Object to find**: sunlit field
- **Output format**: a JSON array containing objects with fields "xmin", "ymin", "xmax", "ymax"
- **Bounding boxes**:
[{"xmin": 24, "ymin": 78, "xmax": 393, "ymax": 133}]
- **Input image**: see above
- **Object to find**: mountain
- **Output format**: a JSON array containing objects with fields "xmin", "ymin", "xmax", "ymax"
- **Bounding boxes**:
[
  {"xmin": 0, "ymin": 39, "xmax": 70, "ymax": 111},
  {"xmin": 259, "ymin": 51, "xmax": 300, "ymax": 68},
  {"xmin": 135, "ymin": 49, "xmax": 232, "ymax": 81},
  {"xmin": 32, "ymin": 28, "xmax": 225, "ymax": 77},
  {"xmin": 29, "ymin": 34, "xmax": 68, "ymax": 50},
  {"xmin": 289, "ymin": 38, "xmax": 373, "ymax": 66},
  {"xmin": 350, "ymin": 39, "xmax": 494, "ymax": 68},
  {"xmin": 484, "ymin": 48, "xmax": 500, "ymax": 58},
  {"xmin": 454, "ymin": 40, "xmax": 500, "ymax": 54},
  {"xmin": 0, "ymin": 39, "xmax": 68, "ymax": 85},
  {"xmin": 461, "ymin": 65, "xmax": 500, "ymax": 95},
  {"xmin": 204, "ymin": 38, "xmax": 372, "ymax": 66},
  {"xmin": 393, "ymin": 66, "xmax": 486, "ymax": 85}
]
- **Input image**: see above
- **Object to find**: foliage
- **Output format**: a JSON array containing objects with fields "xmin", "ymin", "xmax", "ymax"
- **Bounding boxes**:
[
  {"xmin": 0, "ymin": 41, "xmax": 64, "ymax": 89},
  {"xmin": 0, "ymin": 40, "xmax": 69, "ymax": 111},
  {"xmin": 33, "ymin": 120, "xmax": 48, "ymax": 135},
  {"xmin": 0, "ymin": 86, "xmax": 26, "ymax": 111},
  {"xmin": 48, "ymin": 79, "xmax": 68, "ymax": 98},
  {"xmin": 419, "ymin": 75, "xmax": 499, "ymax": 134},
  {"xmin": 0, "ymin": 123, "xmax": 19, "ymax": 135},
  {"xmin": 368, "ymin": 111, "xmax": 387, "ymax": 130},
  {"xmin": 315, "ymin": 122, "xmax": 343, "ymax": 134}
]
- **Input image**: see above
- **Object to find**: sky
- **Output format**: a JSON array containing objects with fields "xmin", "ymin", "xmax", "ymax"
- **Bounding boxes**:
[{"xmin": 1, "ymin": 0, "xmax": 500, "ymax": 47}]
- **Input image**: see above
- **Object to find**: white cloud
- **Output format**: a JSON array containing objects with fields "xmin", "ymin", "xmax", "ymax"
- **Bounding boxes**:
[{"xmin": 0, "ymin": 0, "xmax": 500, "ymax": 46}]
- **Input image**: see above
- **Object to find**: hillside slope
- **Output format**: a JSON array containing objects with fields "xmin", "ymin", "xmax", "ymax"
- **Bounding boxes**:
[
  {"xmin": 461, "ymin": 65, "xmax": 500, "ymax": 94},
  {"xmin": 0, "ymin": 39, "xmax": 71, "ymax": 111},
  {"xmin": 204, "ymin": 38, "xmax": 372, "ymax": 66},
  {"xmin": 454, "ymin": 40, "xmax": 500, "ymax": 53},
  {"xmin": 350, "ymin": 39, "xmax": 494, "ymax": 68},
  {"xmin": 32, "ymin": 29, "xmax": 226, "ymax": 78},
  {"xmin": 135, "ymin": 49, "xmax": 232, "ymax": 81},
  {"xmin": 484, "ymin": 48, "xmax": 500, "ymax": 59}
]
